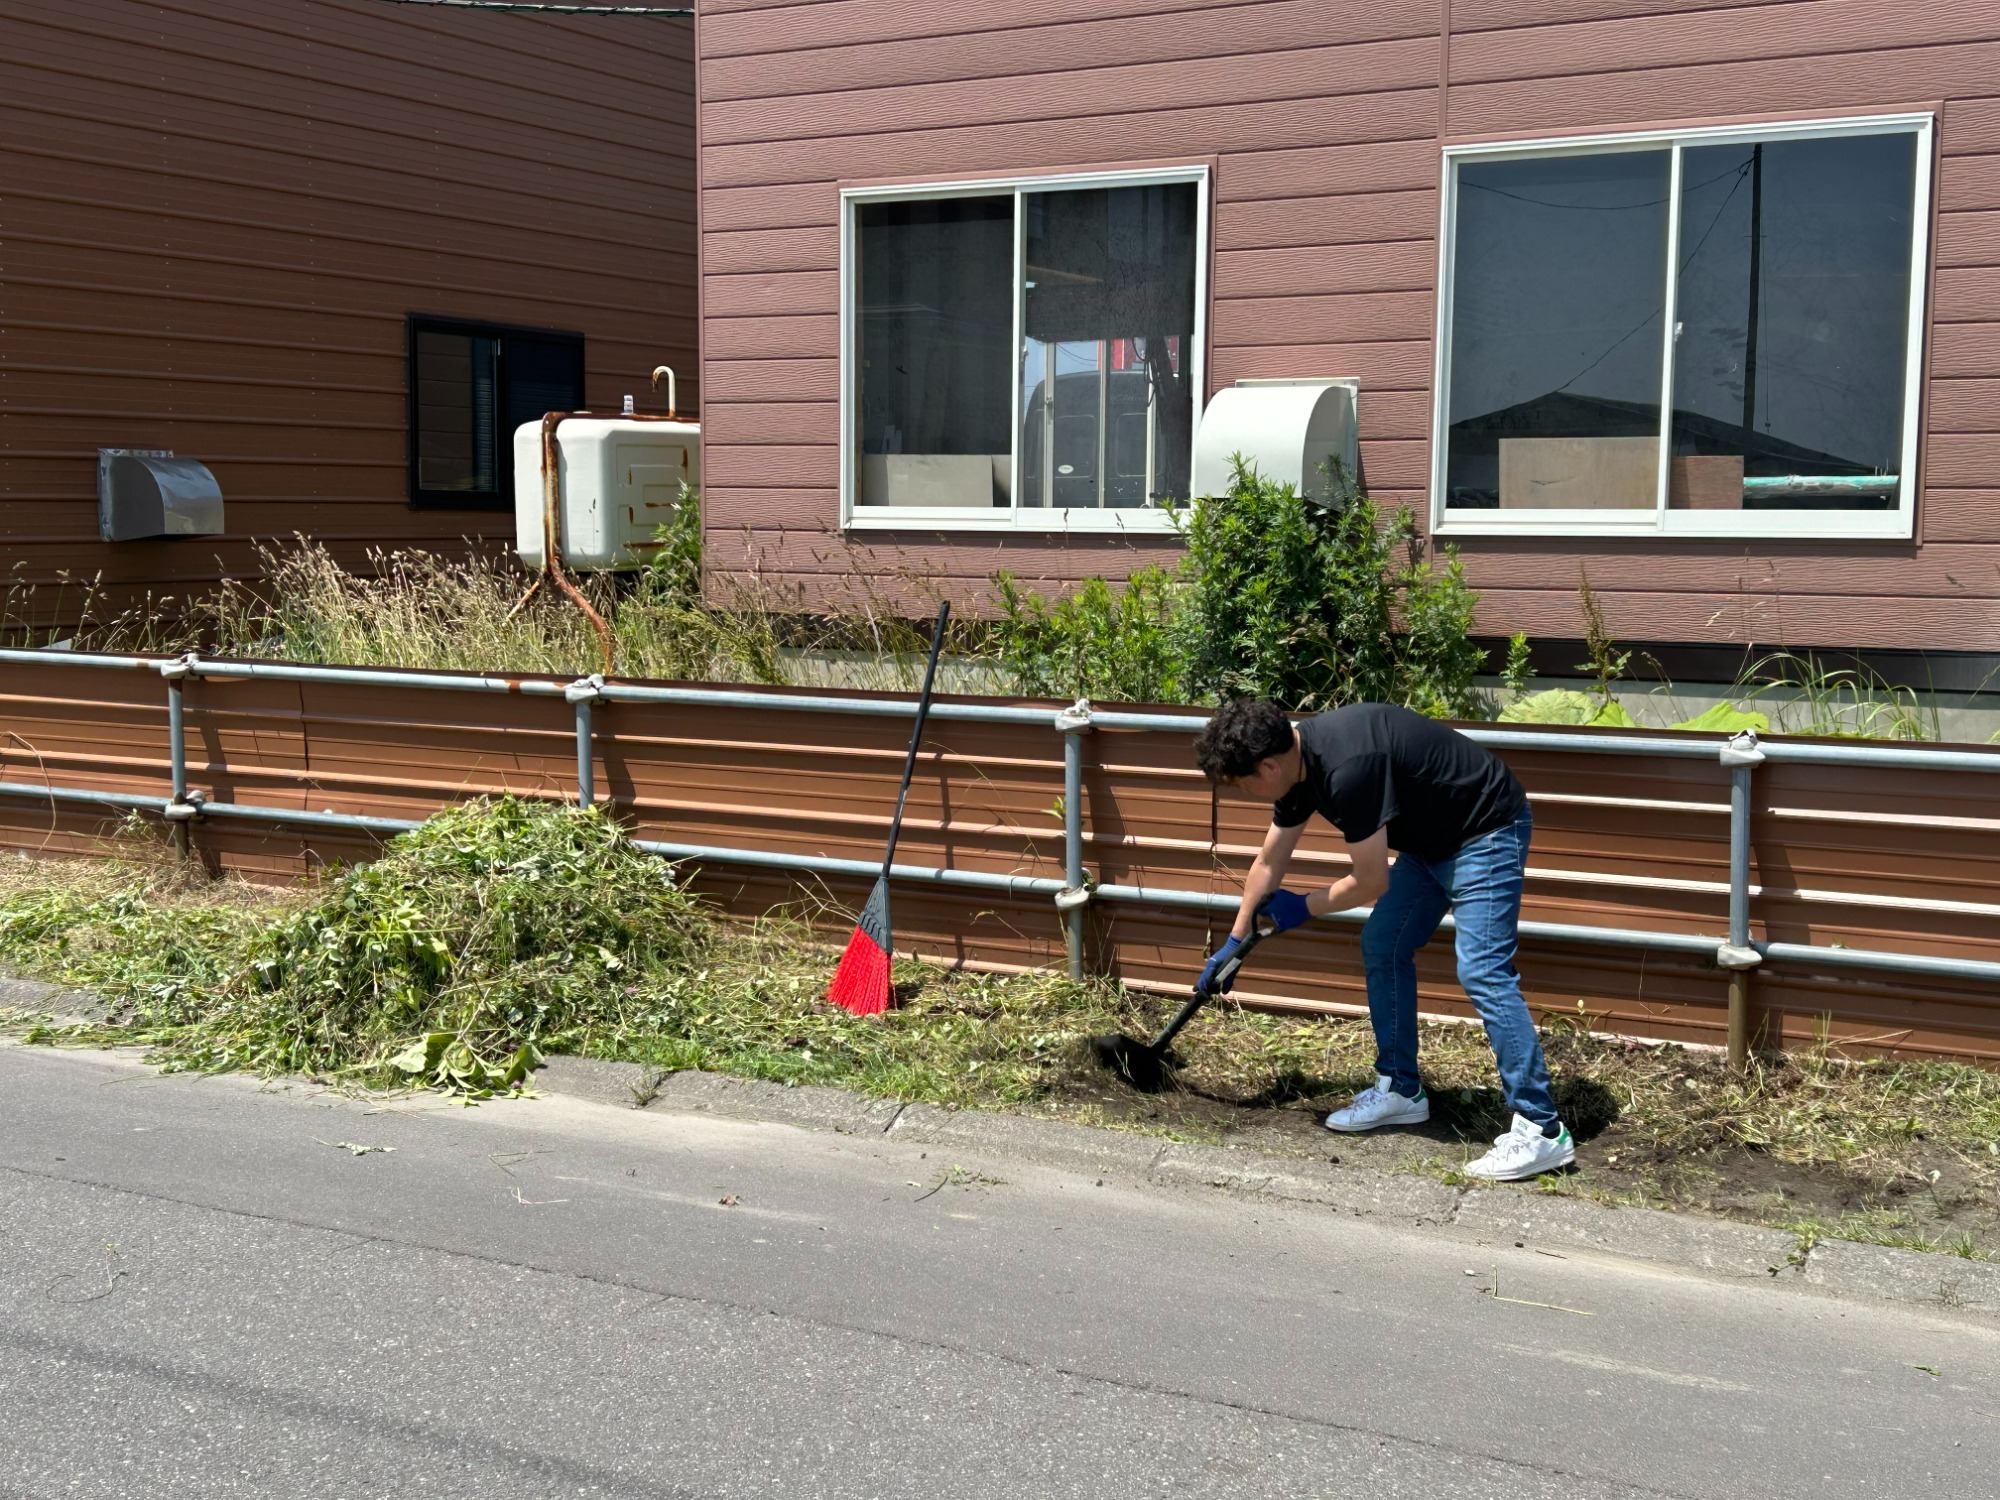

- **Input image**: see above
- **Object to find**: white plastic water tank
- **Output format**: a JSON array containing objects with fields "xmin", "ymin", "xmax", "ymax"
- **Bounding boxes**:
[
  {"xmin": 513, "ymin": 416, "xmax": 701, "ymax": 571},
  {"xmin": 1191, "ymin": 378, "xmax": 1359, "ymax": 503}
]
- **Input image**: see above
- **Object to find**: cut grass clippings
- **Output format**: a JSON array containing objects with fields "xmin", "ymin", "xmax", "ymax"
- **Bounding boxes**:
[{"xmin": 2, "ymin": 802, "xmax": 1996, "ymax": 1259}]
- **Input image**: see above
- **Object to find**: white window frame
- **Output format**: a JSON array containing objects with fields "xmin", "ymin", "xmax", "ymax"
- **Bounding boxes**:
[
  {"xmin": 840, "ymin": 165, "xmax": 1209, "ymax": 534},
  {"xmin": 1430, "ymin": 113, "xmax": 1933, "ymax": 542}
]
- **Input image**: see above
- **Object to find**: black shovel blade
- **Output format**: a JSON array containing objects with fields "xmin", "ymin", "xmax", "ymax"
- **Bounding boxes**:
[{"xmin": 1092, "ymin": 1031, "xmax": 1170, "ymax": 1093}]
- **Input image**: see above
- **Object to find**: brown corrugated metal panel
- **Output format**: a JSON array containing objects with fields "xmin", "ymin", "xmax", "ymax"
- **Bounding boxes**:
[
  {"xmin": 0, "ymin": 0, "xmax": 695, "ymax": 626},
  {"xmin": 5, "ymin": 655, "xmax": 1999, "ymax": 1062},
  {"xmin": 696, "ymin": 0, "xmax": 2000, "ymax": 650}
]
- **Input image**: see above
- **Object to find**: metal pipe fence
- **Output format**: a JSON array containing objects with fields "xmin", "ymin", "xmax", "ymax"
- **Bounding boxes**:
[{"xmin": 3, "ymin": 648, "xmax": 1999, "ymax": 1025}]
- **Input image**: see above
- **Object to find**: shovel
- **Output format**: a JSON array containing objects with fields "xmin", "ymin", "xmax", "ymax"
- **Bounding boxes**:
[{"xmin": 1092, "ymin": 911, "xmax": 1279, "ymax": 1092}]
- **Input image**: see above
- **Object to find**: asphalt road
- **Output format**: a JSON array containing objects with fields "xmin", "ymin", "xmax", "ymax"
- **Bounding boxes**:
[{"xmin": 2, "ymin": 1045, "xmax": 1995, "ymax": 1499}]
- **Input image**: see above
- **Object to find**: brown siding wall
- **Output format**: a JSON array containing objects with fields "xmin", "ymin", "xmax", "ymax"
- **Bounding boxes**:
[
  {"xmin": 696, "ymin": 0, "xmax": 2000, "ymax": 654},
  {"xmin": 0, "ymin": 0, "xmax": 695, "ymax": 625}
]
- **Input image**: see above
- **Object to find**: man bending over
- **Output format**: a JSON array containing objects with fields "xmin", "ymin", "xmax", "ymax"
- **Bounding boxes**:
[{"xmin": 1193, "ymin": 698, "xmax": 1572, "ymax": 1181}]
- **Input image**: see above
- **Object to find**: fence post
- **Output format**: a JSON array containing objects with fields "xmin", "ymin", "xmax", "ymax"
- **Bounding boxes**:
[
  {"xmin": 1054, "ymin": 699, "xmax": 1095, "ymax": 983},
  {"xmin": 1718, "ymin": 730, "xmax": 1766, "ymax": 1069},
  {"xmin": 157, "ymin": 653, "xmax": 205, "ymax": 859},
  {"xmin": 566, "ymin": 674, "xmax": 605, "ymax": 807}
]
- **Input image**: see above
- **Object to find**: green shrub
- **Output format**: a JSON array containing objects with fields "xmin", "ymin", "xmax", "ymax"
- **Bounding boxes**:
[
  {"xmin": 990, "ymin": 458, "xmax": 1487, "ymax": 718},
  {"xmin": 990, "ymin": 567, "xmax": 1182, "ymax": 703},
  {"xmin": 1500, "ymin": 632, "xmax": 1534, "ymax": 702},
  {"xmin": 1394, "ymin": 532, "xmax": 1486, "ymax": 720},
  {"xmin": 1172, "ymin": 457, "xmax": 1398, "ymax": 709}
]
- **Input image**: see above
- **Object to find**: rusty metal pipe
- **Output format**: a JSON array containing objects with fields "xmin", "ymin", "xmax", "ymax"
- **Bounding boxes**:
[
  {"xmin": 507, "ymin": 411, "xmax": 617, "ymax": 676},
  {"xmin": 513, "ymin": 400, "xmax": 694, "ymax": 675},
  {"xmin": 1727, "ymin": 972, "xmax": 1753, "ymax": 1070},
  {"xmin": 1727, "ymin": 764, "xmax": 1755, "ymax": 1068}
]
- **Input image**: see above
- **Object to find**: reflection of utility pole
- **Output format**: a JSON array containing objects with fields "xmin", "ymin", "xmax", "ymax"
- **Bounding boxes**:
[{"xmin": 1741, "ymin": 143, "xmax": 1763, "ymax": 436}]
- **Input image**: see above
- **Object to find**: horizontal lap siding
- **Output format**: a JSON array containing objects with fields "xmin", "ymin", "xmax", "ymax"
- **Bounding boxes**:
[
  {"xmin": 0, "ymin": 0, "xmax": 695, "ymax": 625},
  {"xmin": 701, "ymin": 2, "xmax": 2000, "ymax": 650},
  {"xmin": 697, "ymin": 0, "xmax": 1440, "ymax": 609}
]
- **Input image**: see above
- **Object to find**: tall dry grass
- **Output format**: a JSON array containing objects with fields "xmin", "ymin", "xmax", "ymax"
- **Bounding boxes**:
[{"xmin": 18, "ymin": 499, "xmax": 999, "ymax": 691}]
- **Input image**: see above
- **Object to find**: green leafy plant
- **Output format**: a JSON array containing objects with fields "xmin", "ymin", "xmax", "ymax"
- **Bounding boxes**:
[
  {"xmin": 1394, "ymin": 527, "xmax": 1486, "ymax": 720},
  {"xmin": 1575, "ymin": 569, "xmax": 1632, "ymax": 705},
  {"xmin": 990, "ymin": 567, "xmax": 1182, "ymax": 703},
  {"xmin": 1669, "ymin": 702, "xmax": 1771, "ymax": 735},
  {"xmin": 1497, "ymin": 688, "xmax": 1635, "ymax": 728},
  {"xmin": 1170, "ymin": 457, "xmax": 1398, "ymax": 709},
  {"xmin": 1005, "ymin": 457, "xmax": 1485, "ymax": 717},
  {"xmin": 1500, "ymin": 632, "xmax": 1534, "ymax": 702}
]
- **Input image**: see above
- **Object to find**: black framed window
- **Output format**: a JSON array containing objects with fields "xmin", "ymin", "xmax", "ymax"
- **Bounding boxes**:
[{"xmin": 407, "ymin": 315, "xmax": 585, "ymax": 509}]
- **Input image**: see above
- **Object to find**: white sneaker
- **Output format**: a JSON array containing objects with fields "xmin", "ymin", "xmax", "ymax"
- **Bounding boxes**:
[
  {"xmin": 1323, "ymin": 1073, "xmax": 1430, "ymax": 1133},
  {"xmin": 1465, "ymin": 1113, "xmax": 1575, "ymax": 1181}
]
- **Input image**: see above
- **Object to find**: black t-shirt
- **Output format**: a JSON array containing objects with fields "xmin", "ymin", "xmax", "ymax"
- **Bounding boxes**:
[{"xmin": 1271, "ymin": 704, "xmax": 1526, "ymax": 860}]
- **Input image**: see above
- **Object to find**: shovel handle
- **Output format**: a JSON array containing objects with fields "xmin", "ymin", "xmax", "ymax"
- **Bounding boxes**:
[{"xmin": 1145, "ymin": 913, "xmax": 1278, "ymax": 1054}]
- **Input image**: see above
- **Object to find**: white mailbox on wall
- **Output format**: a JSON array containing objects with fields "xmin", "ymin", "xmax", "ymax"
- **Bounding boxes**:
[
  {"xmin": 1191, "ymin": 378, "xmax": 1360, "ymax": 503},
  {"xmin": 513, "ymin": 417, "xmax": 701, "ymax": 571}
]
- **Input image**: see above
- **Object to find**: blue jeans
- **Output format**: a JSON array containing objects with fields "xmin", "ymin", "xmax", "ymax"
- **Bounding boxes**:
[{"xmin": 1357, "ymin": 811, "xmax": 1558, "ymax": 1130}]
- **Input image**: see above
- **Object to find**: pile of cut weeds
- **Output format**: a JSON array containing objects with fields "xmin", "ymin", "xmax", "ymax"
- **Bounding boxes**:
[
  {"xmin": 2, "ymin": 823, "xmax": 1994, "ymax": 1258},
  {"xmin": 0, "ymin": 800, "xmax": 704, "ymax": 1092}
]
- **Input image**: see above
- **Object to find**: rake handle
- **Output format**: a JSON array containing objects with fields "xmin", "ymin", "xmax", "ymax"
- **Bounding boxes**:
[{"xmin": 878, "ymin": 600, "xmax": 951, "ymax": 877}]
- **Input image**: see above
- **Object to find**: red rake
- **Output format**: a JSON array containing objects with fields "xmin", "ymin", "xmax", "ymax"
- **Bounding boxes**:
[{"xmin": 827, "ymin": 600, "xmax": 951, "ymax": 1016}]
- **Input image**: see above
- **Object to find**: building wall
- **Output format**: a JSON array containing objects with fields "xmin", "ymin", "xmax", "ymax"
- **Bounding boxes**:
[
  {"xmin": 0, "ymin": 0, "xmax": 695, "ymax": 627},
  {"xmin": 695, "ymin": 0, "xmax": 2000, "ymax": 653}
]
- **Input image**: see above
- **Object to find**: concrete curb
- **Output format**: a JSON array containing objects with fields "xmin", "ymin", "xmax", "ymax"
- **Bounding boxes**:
[
  {"xmin": 656, "ymin": 1068, "xmax": 905, "ymax": 1136},
  {"xmin": 887, "ymin": 1102, "xmax": 1167, "ymax": 1177},
  {"xmin": 1153, "ymin": 1143, "xmax": 1461, "ymax": 1225},
  {"xmin": 1455, "ymin": 1188, "xmax": 1799, "ymax": 1281},
  {"xmin": 1801, "ymin": 1236, "xmax": 2000, "ymax": 1316},
  {"xmin": 532, "ymin": 1061, "xmax": 1992, "ymax": 1321}
]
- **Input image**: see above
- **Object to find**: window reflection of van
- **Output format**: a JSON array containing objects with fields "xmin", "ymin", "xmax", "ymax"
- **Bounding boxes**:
[{"xmin": 1020, "ymin": 367, "xmax": 1157, "ymax": 508}]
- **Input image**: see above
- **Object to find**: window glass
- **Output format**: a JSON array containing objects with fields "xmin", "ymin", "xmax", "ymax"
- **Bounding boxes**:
[
  {"xmin": 1446, "ymin": 150, "xmax": 1671, "ymax": 510},
  {"xmin": 1020, "ymin": 184, "xmax": 1197, "ymax": 508},
  {"xmin": 854, "ymin": 196, "xmax": 1015, "ymax": 508},
  {"xmin": 1670, "ymin": 134, "xmax": 1916, "ymax": 513},
  {"xmin": 504, "ymin": 335, "xmax": 587, "ymax": 451},
  {"xmin": 414, "ymin": 329, "xmax": 498, "ymax": 494},
  {"xmin": 409, "ymin": 319, "xmax": 584, "ymax": 507}
]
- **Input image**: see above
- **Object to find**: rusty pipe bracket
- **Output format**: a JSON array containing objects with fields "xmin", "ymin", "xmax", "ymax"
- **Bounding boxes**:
[
  {"xmin": 157, "ymin": 652, "xmax": 198, "ymax": 681},
  {"xmin": 1054, "ymin": 699, "xmax": 1094, "ymax": 733},
  {"xmin": 564, "ymin": 673, "xmax": 606, "ymax": 705},
  {"xmin": 1719, "ymin": 729, "xmax": 1765, "ymax": 767},
  {"xmin": 1054, "ymin": 881, "xmax": 1095, "ymax": 913},
  {"xmin": 164, "ymin": 790, "xmax": 206, "ymax": 822},
  {"xmin": 1715, "ymin": 942, "xmax": 1764, "ymax": 970}
]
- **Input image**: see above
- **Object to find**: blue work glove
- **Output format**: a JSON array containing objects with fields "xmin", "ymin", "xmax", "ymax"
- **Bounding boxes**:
[
  {"xmin": 1258, "ymin": 888, "xmax": 1314, "ymax": 933},
  {"xmin": 1198, "ymin": 934, "xmax": 1245, "ymax": 995}
]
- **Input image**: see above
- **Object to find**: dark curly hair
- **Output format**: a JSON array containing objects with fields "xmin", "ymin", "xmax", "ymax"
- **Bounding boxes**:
[{"xmin": 1194, "ymin": 698, "xmax": 1295, "ymax": 782}]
